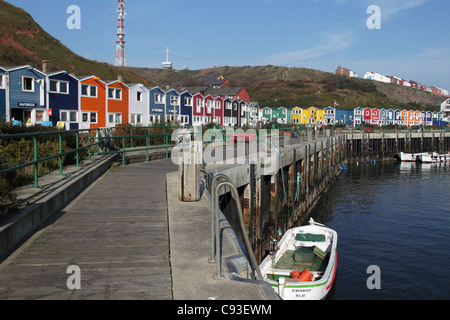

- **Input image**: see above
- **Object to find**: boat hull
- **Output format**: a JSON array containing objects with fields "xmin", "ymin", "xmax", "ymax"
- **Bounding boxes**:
[
  {"xmin": 417, "ymin": 153, "xmax": 450, "ymax": 164},
  {"xmin": 394, "ymin": 152, "xmax": 429, "ymax": 162},
  {"xmin": 259, "ymin": 223, "xmax": 338, "ymax": 300}
]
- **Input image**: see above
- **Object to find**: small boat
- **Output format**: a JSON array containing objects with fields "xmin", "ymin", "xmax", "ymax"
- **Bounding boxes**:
[
  {"xmin": 417, "ymin": 152, "xmax": 450, "ymax": 164},
  {"xmin": 394, "ymin": 152, "xmax": 430, "ymax": 162},
  {"xmin": 259, "ymin": 219, "xmax": 337, "ymax": 300}
]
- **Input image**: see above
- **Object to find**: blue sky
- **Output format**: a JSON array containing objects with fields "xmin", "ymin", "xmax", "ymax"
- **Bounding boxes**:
[{"xmin": 6, "ymin": 0, "xmax": 450, "ymax": 91}]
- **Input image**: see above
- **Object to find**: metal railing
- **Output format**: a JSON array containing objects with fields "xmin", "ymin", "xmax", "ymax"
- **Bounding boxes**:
[
  {"xmin": 0, "ymin": 128, "xmax": 102, "ymax": 189},
  {"xmin": 211, "ymin": 178, "xmax": 263, "ymax": 281},
  {"xmin": 0, "ymin": 125, "xmax": 185, "ymax": 190}
]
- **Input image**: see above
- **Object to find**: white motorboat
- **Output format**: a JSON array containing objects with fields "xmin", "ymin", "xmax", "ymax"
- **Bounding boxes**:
[
  {"xmin": 259, "ymin": 219, "xmax": 337, "ymax": 300},
  {"xmin": 417, "ymin": 152, "xmax": 450, "ymax": 164},
  {"xmin": 394, "ymin": 152, "xmax": 430, "ymax": 162}
]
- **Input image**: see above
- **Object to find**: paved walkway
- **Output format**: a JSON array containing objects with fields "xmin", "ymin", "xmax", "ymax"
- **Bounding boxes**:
[{"xmin": 0, "ymin": 160, "xmax": 177, "ymax": 300}]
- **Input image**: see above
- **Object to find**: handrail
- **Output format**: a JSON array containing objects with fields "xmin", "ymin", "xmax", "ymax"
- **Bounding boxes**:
[
  {"xmin": 209, "ymin": 174, "xmax": 232, "ymax": 264},
  {"xmin": 0, "ymin": 128, "xmax": 101, "ymax": 189},
  {"xmin": 0, "ymin": 126, "xmax": 186, "ymax": 189},
  {"xmin": 213, "ymin": 180, "xmax": 263, "ymax": 281}
]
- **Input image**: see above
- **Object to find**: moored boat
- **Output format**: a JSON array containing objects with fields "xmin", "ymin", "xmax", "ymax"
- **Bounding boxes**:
[
  {"xmin": 417, "ymin": 152, "xmax": 450, "ymax": 164},
  {"xmin": 394, "ymin": 152, "xmax": 430, "ymax": 162},
  {"xmin": 259, "ymin": 219, "xmax": 337, "ymax": 300}
]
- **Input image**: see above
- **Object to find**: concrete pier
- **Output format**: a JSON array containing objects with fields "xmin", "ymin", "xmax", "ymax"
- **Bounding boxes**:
[{"xmin": 0, "ymin": 130, "xmax": 448, "ymax": 300}]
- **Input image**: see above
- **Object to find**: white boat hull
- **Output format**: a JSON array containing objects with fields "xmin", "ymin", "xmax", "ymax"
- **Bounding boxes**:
[
  {"xmin": 417, "ymin": 153, "xmax": 450, "ymax": 163},
  {"xmin": 394, "ymin": 152, "xmax": 430, "ymax": 162},
  {"xmin": 259, "ymin": 220, "xmax": 338, "ymax": 300}
]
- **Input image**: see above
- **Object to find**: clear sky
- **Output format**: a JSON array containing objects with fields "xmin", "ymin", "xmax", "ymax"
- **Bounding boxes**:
[{"xmin": 6, "ymin": 0, "xmax": 450, "ymax": 91}]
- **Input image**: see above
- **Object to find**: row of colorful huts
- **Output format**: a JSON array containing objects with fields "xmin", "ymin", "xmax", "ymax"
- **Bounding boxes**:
[{"xmin": 0, "ymin": 65, "xmax": 447, "ymax": 130}]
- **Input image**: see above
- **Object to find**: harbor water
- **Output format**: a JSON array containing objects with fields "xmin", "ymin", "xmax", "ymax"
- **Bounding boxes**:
[{"xmin": 306, "ymin": 161, "xmax": 450, "ymax": 300}]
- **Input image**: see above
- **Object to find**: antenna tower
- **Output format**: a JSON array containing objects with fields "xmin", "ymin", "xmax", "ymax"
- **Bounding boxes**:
[
  {"xmin": 162, "ymin": 47, "xmax": 173, "ymax": 69},
  {"xmin": 115, "ymin": 0, "xmax": 126, "ymax": 67}
]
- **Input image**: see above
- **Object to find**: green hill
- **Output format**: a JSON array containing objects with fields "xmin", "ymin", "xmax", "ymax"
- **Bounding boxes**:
[
  {"xmin": 0, "ymin": 1, "xmax": 154, "ymax": 86},
  {"xmin": 0, "ymin": 0, "xmax": 445, "ymax": 111},
  {"xmin": 129, "ymin": 65, "xmax": 445, "ymax": 110}
]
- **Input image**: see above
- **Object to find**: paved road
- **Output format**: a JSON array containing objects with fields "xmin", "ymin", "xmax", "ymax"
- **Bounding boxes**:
[{"xmin": 0, "ymin": 159, "xmax": 177, "ymax": 300}]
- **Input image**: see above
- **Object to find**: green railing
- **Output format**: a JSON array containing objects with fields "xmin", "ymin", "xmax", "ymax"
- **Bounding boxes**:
[
  {"xmin": 0, "ymin": 124, "xmax": 347, "ymax": 191},
  {"xmin": 0, "ymin": 126, "xmax": 185, "ymax": 190},
  {"xmin": 0, "ymin": 128, "xmax": 104, "ymax": 189}
]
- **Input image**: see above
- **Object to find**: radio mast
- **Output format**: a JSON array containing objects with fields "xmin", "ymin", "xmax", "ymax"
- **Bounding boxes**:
[{"xmin": 115, "ymin": 0, "xmax": 126, "ymax": 67}]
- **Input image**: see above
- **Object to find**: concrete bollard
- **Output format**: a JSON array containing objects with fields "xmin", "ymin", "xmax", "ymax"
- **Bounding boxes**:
[
  {"xmin": 179, "ymin": 140, "xmax": 202, "ymax": 202},
  {"xmin": 283, "ymin": 133, "xmax": 291, "ymax": 148}
]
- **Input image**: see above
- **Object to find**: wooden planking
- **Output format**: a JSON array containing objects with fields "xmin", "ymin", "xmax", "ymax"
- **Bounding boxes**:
[{"xmin": 0, "ymin": 159, "xmax": 177, "ymax": 300}]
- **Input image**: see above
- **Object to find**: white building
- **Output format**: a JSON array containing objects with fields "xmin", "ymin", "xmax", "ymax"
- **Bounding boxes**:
[
  {"xmin": 437, "ymin": 87, "xmax": 449, "ymax": 96},
  {"xmin": 128, "ymin": 84, "xmax": 150, "ymax": 126},
  {"xmin": 441, "ymin": 98, "xmax": 450, "ymax": 119},
  {"xmin": 364, "ymin": 72, "xmax": 391, "ymax": 84}
]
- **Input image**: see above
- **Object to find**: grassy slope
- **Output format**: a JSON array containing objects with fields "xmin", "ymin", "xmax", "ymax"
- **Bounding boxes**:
[
  {"xmin": 0, "ymin": 1, "xmax": 155, "ymax": 86},
  {"xmin": 0, "ymin": 1, "xmax": 444, "ymax": 110},
  {"xmin": 131, "ymin": 65, "xmax": 445, "ymax": 110}
]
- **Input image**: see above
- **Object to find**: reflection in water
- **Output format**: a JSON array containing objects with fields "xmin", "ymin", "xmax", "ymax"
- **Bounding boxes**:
[{"xmin": 303, "ymin": 162, "xmax": 450, "ymax": 300}]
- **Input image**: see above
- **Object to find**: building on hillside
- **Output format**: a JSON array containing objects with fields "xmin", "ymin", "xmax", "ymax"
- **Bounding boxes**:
[
  {"xmin": 409, "ymin": 81, "xmax": 425, "ymax": 90},
  {"xmin": 198, "ymin": 75, "xmax": 230, "ymax": 89},
  {"xmin": 403, "ymin": 81, "xmax": 412, "ymax": 88},
  {"xmin": 441, "ymin": 98, "xmax": 450, "ymax": 120},
  {"xmin": 128, "ymin": 84, "xmax": 150, "ymax": 126},
  {"xmin": 207, "ymin": 87, "xmax": 250, "ymax": 103},
  {"xmin": 335, "ymin": 66, "xmax": 358, "ymax": 78},
  {"xmin": 364, "ymin": 72, "xmax": 391, "ymax": 84},
  {"xmin": 389, "ymin": 76, "xmax": 404, "ymax": 86},
  {"xmin": 47, "ymin": 71, "xmax": 79, "ymax": 130}
]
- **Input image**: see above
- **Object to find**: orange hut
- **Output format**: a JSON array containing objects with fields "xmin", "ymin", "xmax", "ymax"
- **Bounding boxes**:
[
  {"xmin": 106, "ymin": 80, "xmax": 129, "ymax": 127},
  {"xmin": 79, "ymin": 76, "xmax": 107, "ymax": 130}
]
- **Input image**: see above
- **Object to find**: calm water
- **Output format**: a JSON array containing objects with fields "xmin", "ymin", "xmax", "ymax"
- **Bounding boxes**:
[{"xmin": 306, "ymin": 161, "xmax": 450, "ymax": 300}]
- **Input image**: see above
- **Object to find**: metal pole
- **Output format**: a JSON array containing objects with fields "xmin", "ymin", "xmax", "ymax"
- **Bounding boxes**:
[
  {"xmin": 57, "ymin": 133, "xmax": 65, "ymax": 177},
  {"xmin": 209, "ymin": 174, "xmax": 231, "ymax": 263},
  {"xmin": 31, "ymin": 136, "xmax": 40, "ymax": 189},
  {"xmin": 214, "ymin": 181, "xmax": 263, "ymax": 281}
]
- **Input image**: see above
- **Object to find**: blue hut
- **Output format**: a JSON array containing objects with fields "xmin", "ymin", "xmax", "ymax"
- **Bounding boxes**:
[
  {"xmin": 165, "ymin": 88, "xmax": 180, "ymax": 123},
  {"xmin": 3, "ymin": 65, "xmax": 47, "ymax": 125},
  {"xmin": 47, "ymin": 71, "xmax": 79, "ymax": 130},
  {"xmin": 179, "ymin": 90, "xmax": 193, "ymax": 126},
  {"xmin": 148, "ymin": 86, "xmax": 166, "ymax": 124}
]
